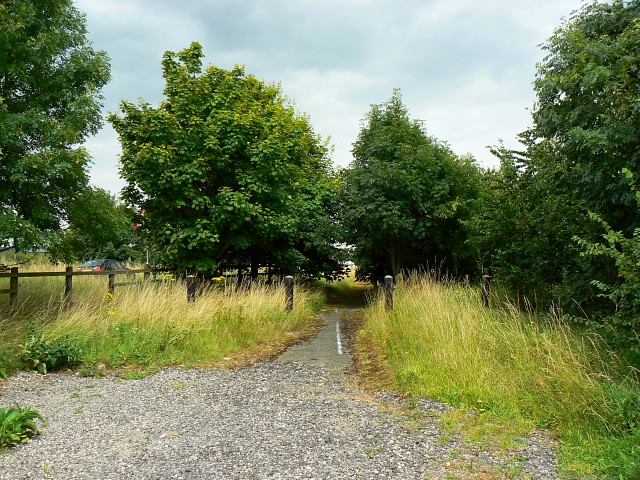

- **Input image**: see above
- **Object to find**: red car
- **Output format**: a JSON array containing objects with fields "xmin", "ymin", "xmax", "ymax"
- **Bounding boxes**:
[{"xmin": 76, "ymin": 259, "xmax": 128, "ymax": 272}]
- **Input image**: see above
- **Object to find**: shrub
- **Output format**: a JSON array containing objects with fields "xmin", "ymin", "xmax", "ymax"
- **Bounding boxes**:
[
  {"xmin": 575, "ymin": 169, "xmax": 640, "ymax": 356},
  {"xmin": 20, "ymin": 333, "xmax": 82, "ymax": 374}
]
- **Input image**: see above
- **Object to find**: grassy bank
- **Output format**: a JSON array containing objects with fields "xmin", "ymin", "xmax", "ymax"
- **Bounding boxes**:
[
  {"xmin": 354, "ymin": 276, "xmax": 640, "ymax": 478},
  {"xmin": 0, "ymin": 268, "xmax": 323, "ymax": 377}
]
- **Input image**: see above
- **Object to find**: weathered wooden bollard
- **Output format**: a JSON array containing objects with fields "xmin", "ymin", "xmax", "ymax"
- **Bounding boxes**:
[
  {"xmin": 481, "ymin": 275, "xmax": 491, "ymax": 308},
  {"xmin": 384, "ymin": 275, "xmax": 394, "ymax": 310},
  {"xmin": 187, "ymin": 275, "xmax": 197, "ymax": 302},
  {"xmin": 285, "ymin": 275, "xmax": 294, "ymax": 311}
]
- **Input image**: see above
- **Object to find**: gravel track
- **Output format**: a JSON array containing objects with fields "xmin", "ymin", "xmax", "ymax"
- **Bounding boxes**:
[{"xmin": 0, "ymin": 311, "xmax": 559, "ymax": 479}]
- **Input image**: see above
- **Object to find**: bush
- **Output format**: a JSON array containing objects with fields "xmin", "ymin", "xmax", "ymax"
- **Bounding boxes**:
[
  {"xmin": 20, "ymin": 333, "xmax": 82, "ymax": 374},
  {"xmin": 575, "ymin": 169, "xmax": 640, "ymax": 357}
]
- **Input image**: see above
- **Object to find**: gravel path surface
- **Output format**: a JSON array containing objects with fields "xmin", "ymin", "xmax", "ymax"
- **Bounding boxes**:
[{"xmin": 0, "ymin": 311, "xmax": 559, "ymax": 479}]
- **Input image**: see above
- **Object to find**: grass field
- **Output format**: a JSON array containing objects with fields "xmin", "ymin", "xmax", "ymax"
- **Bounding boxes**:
[
  {"xmin": 352, "ymin": 275, "xmax": 640, "ymax": 479},
  {"xmin": 0, "ymin": 260, "xmax": 323, "ymax": 377}
]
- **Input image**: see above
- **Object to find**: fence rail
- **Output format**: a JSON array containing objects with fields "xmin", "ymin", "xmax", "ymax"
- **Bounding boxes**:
[
  {"xmin": 0, "ymin": 267, "xmax": 296, "ymax": 312},
  {"xmin": 0, "ymin": 265, "xmax": 152, "ymax": 312}
]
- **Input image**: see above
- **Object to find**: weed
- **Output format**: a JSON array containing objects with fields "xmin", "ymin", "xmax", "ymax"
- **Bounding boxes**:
[
  {"xmin": 77, "ymin": 361, "xmax": 107, "ymax": 378},
  {"xmin": 0, "ymin": 406, "xmax": 44, "ymax": 447},
  {"xmin": 437, "ymin": 433, "xmax": 456, "ymax": 445},
  {"xmin": 19, "ymin": 333, "xmax": 82, "ymax": 374},
  {"xmin": 119, "ymin": 366, "xmax": 156, "ymax": 380},
  {"xmin": 0, "ymin": 346, "xmax": 18, "ymax": 378}
]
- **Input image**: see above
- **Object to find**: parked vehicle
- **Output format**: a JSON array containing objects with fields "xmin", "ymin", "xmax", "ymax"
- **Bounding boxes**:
[{"xmin": 76, "ymin": 259, "xmax": 128, "ymax": 272}]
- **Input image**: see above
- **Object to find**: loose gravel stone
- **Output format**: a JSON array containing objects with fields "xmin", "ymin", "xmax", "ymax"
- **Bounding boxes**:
[{"xmin": 0, "ymin": 362, "xmax": 558, "ymax": 479}]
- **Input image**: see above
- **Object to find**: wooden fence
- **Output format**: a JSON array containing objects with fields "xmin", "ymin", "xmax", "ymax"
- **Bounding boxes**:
[
  {"xmin": 0, "ymin": 267, "xmax": 296, "ymax": 312},
  {"xmin": 0, "ymin": 265, "xmax": 151, "ymax": 312}
]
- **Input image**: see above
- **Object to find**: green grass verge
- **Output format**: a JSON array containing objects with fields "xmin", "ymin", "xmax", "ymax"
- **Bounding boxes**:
[
  {"xmin": 353, "ymin": 276, "xmax": 640, "ymax": 479},
  {"xmin": 0, "ymin": 276, "xmax": 323, "ymax": 377}
]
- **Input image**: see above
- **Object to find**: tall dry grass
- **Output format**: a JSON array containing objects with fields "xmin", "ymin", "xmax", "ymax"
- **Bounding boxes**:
[
  {"xmin": 356, "ymin": 275, "xmax": 640, "ymax": 477},
  {"xmin": 0, "ymin": 262, "xmax": 322, "ymax": 374},
  {"xmin": 52, "ymin": 280, "xmax": 319, "ymax": 368},
  {"xmin": 0, "ymin": 260, "xmax": 120, "ymax": 314}
]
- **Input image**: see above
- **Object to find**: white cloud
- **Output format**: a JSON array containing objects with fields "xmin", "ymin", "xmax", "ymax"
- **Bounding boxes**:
[
  {"xmin": 409, "ymin": 73, "xmax": 534, "ymax": 167},
  {"xmin": 71, "ymin": 0, "xmax": 585, "ymax": 193},
  {"xmin": 85, "ymin": 127, "xmax": 125, "ymax": 193},
  {"xmin": 282, "ymin": 69, "xmax": 386, "ymax": 167}
]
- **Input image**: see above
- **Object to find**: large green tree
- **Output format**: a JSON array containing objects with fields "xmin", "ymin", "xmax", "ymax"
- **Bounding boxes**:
[
  {"xmin": 0, "ymin": 0, "xmax": 111, "ymax": 252},
  {"xmin": 468, "ymin": 144, "xmax": 591, "ymax": 309},
  {"xmin": 110, "ymin": 42, "xmax": 341, "ymax": 278},
  {"xmin": 524, "ymin": 0, "xmax": 640, "ymax": 231},
  {"xmin": 339, "ymin": 90, "xmax": 480, "ymax": 281},
  {"xmin": 497, "ymin": 0, "xmax": 640, "ymax": 314}
]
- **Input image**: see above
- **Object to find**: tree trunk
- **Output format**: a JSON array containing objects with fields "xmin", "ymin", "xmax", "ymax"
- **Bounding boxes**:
[
  {"xmin": 250, "ymin": 254, "xmax": 259, "ymax": 282},
  {"xmin": 237, "ymin": 265, "xmax": 245, "ymax": 287},
  {"xmin": 389, "ymin": 245, "xmax": 402, "ymax": 279},
  {"xmin": 517, "ymin": 278, "xmax": 525, "ymax": 310}
]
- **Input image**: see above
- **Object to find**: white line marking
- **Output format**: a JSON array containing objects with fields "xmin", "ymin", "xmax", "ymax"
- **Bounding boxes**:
[{"xmin": 336, "ymin": 322, "xmax": 343, "ymax": 355}]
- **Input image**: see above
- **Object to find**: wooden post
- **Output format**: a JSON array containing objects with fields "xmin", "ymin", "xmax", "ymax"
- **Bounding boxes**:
[
  {"xmin": 143, "ymin": 264, "xmax": 150, "ymax": 282},
  {"xmin": 9, "ymin": 267, "xmax": 18, "ymax": 312},
  {"xmin": 64, "ymin": 266, "xmax": 73, "ymax": 307},
  {"xmin": 482, "ymin": 275, "xmax": 491, "ymax": 308},
  {"xmin": 108, "ymin": 274, "xmax": 115, "ymax": 296},
  {"xmin": 187, "ymin": 275, "xmax": 197, "ymax": 302},
  {"xmin": 284, "ymin": 275, "xmax": 294, "ymax": 311},
  {"xmin": 384, "ymin": 275, "xmax": 394, "ymax": 310}
]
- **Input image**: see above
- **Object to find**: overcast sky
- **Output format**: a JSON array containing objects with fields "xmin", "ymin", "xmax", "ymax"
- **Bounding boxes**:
[{"xmin": 76, "ymin": 0, "xmax": 585, "ymax": 195}]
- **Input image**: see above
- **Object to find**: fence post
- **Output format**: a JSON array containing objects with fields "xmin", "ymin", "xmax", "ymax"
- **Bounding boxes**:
[
  {"xmin": 187, "ymin": 275, "xmax": 197, "ymax": 302},
  {"xmin": 481, "ymin": 275, "xmax": 491, "ymax": 308},
  {"xmin": 108, "ymin": 274, "xmax": 115, "ymax": 296},
  {"xmin": 143, "ymin": 264, "xmax": 150, "ymax": 282},
  {"xmin": 9, "ymin": 267, "xmax": 18, "ymax": 312},
  {"xmin": 384, "ymin": 275, "xmax": 394, "ymax": 310},
  {"xmin": 65, "ymin": 266, "xmax": 73, "ymax": 307},
  {"xmin": 284, "ymin": 275, "xmax": 294, "ymax": 311}
]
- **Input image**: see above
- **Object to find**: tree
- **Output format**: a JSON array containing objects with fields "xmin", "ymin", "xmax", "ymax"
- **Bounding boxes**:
[
  {"xmin": 47, "ymin": 187, "xmax": 142, "ymax": 265},
  {"xmin": 0, "ymin": 0, "xmax": 111, "ymax": 252},
  {"xmin": 508, "ymin": 0, "xmax": 640, "ymax": 313},
  {"xmin": 339, "ymin": 90, "xmax": 480, "ymax": 281},
  {"xmin": 467, "ymin": 144, "xmax": 590, "ymax": 309},
  {"xmin": 523, "ymin": 0, "xmax": 640, "ymax": 232},
  {"xmin": 109, "ymin": 42, "xmax": 341, "ymax": 278}
]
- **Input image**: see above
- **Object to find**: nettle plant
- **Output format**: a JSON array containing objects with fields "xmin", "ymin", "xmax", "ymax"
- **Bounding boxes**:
[
  {"xmin": 0, "ymin": 406, "xmax": 44, "ymax": 448},
  {"xmin": 20, "ymin": 333, "xmax": 82, "ymax": 374}
]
